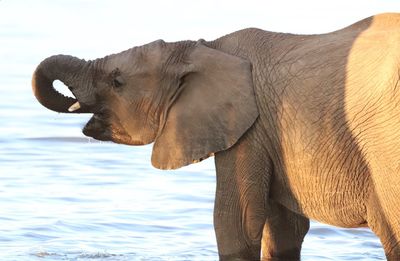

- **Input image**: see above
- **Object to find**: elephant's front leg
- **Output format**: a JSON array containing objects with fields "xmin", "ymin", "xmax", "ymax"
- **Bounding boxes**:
[{"xmin": 214, "ymin": 133, "xmax": 271, "ymax": 260}]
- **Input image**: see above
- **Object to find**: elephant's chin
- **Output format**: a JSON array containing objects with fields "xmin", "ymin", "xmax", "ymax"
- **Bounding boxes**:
[
  {"xmin": 82, "ymin": 114, "xmax": 146, "ymax": 146},
  {"xmin": 82, "ymin": 114, "xmax": 113, "ymax": 142}
]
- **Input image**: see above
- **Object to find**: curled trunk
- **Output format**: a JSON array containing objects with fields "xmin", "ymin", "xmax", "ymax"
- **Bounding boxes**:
[{"xmin": 32, "ymin": 55, "xmax": 90, "ymax": 113}]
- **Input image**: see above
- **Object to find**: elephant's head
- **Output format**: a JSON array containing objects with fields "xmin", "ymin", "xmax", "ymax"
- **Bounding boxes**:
[{"xmin": 32, "ymin": 40, "xmax": 259, "ymax": 169}]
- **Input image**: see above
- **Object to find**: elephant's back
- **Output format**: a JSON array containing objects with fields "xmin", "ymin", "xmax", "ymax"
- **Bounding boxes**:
[{"xmin": 335, "ymin": 13, "xmax": 400, "ymax": 34}]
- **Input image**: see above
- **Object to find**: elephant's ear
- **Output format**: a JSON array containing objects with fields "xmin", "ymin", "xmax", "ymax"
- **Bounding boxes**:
[{"xmin": 152, "ymin": 43, "xmax": 259, "ymax": 170}]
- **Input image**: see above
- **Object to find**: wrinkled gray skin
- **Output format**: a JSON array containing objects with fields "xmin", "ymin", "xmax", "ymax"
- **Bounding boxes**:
[{"xmin": 32, "ymin": 13, "xmax": 400, "ymax": 260}]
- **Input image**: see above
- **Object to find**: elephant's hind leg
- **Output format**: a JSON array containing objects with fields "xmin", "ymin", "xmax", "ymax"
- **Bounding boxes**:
[
  {"xmin": 367, "ymin": 189, "xmax": 400, "ymax": 261},
  {"xmin": 261, "ymin": 202, "xmax": 309, "ymax": 261}
]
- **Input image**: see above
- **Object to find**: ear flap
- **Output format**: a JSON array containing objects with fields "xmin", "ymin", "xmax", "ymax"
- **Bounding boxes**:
[{"xmin": 152, "ymin": 43, "xmax": 259, "ymax": 169}]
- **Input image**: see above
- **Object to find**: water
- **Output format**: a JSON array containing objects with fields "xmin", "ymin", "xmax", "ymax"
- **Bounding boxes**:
[
  {"xmin": 0, "ymin": 1, "xmax": 393, "ymax": 260},
  {"xmin": 1, "ymin": 96, "xmax": 217, "ymax": 260}
]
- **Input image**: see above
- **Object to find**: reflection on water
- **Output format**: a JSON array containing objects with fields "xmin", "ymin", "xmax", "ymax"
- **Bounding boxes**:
[{"xmin": 0, "ymin": 1, "xmax": 387, "ymax": 260}]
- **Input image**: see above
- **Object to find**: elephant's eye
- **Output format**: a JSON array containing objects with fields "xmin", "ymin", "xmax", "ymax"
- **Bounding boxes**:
[
  {"xmin": 110, "ymin": 68, "xmax": 125, "ymax": 89},
  {"xmin": 113, "ymin": 76, "xmax": 125, "ymax": 88}
]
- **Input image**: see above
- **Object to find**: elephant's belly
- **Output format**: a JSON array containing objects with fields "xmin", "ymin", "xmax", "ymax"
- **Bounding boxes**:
[
  {"xmin": 270, "ymin": 167, "xmax": 370, "ymax": 228},
  {"xmin": 269, "ymin": 106, "xmax": 374, "ymax": 227},
  {"xmin": 298, "ymin": 191, "xmax": 368, "ymax": 228}
]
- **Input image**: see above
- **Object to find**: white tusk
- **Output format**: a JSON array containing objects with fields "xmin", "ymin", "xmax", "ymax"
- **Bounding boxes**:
[{"xmin": 68, "ymin": 101, "xmax": 81, "ymax": 112}]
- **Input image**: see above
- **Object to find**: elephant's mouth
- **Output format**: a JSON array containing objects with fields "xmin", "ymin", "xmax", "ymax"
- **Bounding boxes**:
[
  {"xmin": 82, "ymin": 112, "xmax": 136, "ymax": 145},
  {"xmin": 82, "ymin": 113, "xmax": 112, "ymax": 141}
]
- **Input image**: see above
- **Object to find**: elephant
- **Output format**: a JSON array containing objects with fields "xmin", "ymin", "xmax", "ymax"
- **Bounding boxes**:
[{"xmin": 32, "ymin": 13, "xmax": 400, "ymax": 260}]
